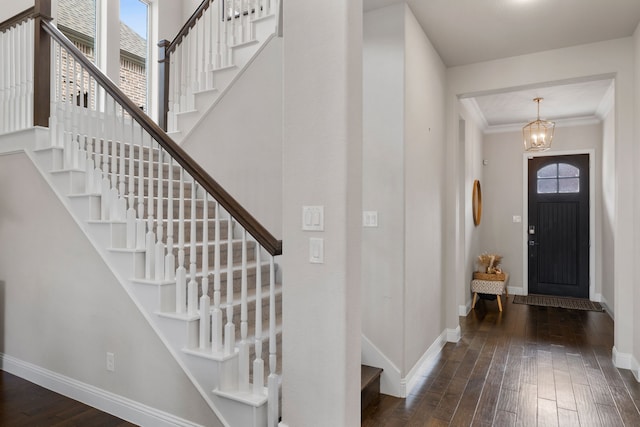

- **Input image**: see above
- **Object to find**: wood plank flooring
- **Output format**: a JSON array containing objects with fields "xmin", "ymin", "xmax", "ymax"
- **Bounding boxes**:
[
  {"xmin": 0, "ymin": 371, "xmax": 136, "ymax": 426},
  {"xmin": 362, "ymin": 297, "xmax": 640, "ymax": 426}
]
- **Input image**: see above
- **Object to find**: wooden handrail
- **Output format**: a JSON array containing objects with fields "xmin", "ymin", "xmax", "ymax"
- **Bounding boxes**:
[
  {"xmin": 167, "ymin": 0, "xmax": 212, "ymax": 55},
  {"xmin": 0, "ymin": 7, "xmax": 35, "ymax": 32},
  {"xmin": 41, "ymin": 19, "xmax": 282, "ymax": 256}
]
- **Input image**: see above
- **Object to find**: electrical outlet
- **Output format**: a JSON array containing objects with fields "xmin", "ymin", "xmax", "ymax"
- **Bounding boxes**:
[{"xmin": 106, "ymin": 352, "xmax": 115, "ymax": 372}]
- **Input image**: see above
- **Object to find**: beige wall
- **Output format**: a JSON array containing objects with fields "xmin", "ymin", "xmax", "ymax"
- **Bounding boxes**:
[
  {"xmin": 0, "ymin": 149, "xmax": 220, "ymax": 427},
  {"xmin": 458, "ymin": 101, "xmax": 484, "ymax": 312},
  {"xmin": 482, "ymin": 124, "xmax": 603, "ymax": 297},
  {"xmin": 182, "ymin": 37, "xmax": 283, "ymax": 237},
  {"xmin": 362, "ymin": 3, "xmax": 447, "ymax": 396}
]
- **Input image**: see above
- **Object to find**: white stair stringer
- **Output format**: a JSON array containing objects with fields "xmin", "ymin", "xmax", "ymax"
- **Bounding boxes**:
[
  {"xmin": 27, "ymin": 144, "xmax": 276, "ymax": 427},
  {"xmin": 169, "ymin": 15, "xmax": 278, "ymax": 143}
]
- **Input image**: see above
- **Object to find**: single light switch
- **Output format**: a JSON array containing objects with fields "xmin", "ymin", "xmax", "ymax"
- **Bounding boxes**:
[
  {"xmin": 302, "ymin": 206, "xmax": 324, "ymax": 231},
  {"xmin": 309, "ymin": 238, "xmax": 324, "ymax": 264}
]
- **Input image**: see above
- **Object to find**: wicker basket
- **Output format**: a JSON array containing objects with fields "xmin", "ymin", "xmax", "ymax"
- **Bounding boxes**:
[{"xmin": 473, "ymin": 272, "xmax": 506, "ymax": 281}]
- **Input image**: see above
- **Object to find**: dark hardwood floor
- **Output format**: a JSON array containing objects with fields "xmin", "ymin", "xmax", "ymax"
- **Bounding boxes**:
[
  {"xmin": 0, "ymin": 371, "xmax": 136, "ymax": 426},
  {"xmin": 362, "ymin": 297, "xmax": 640, "ymax": 426}
]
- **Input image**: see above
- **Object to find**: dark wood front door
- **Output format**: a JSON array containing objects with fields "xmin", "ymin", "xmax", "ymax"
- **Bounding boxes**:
[{"xmin": 528, "ymin": 154, "xmax": 589, "ymax": 298}]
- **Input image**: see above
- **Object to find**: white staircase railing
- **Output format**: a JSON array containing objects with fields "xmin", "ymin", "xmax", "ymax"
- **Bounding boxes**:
[
  {"xmin": 158, "ymin": 0, "xmax": 277, "ymax": 133},
  {"xmin": 0, "ymin": 13, "xmax": 34, "ymax": 134},
  {"xmin": 4, "ymin": 1, "xmax": 282, "ymax": 424}
]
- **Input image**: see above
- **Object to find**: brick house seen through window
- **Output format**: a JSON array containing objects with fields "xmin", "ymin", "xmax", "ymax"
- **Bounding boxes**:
[{"xmin": 57, "ymin": 0, "xmax": 148, "ymax": 111}]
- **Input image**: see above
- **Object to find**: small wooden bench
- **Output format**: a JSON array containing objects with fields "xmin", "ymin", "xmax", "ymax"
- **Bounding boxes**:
[{"xmin": 471, "ymin": 273, "xmax": 509, "ymax": 311}]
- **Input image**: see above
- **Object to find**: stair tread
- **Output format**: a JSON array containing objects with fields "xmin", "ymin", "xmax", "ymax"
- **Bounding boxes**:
[{"xmin": 361, "ymin": 365, "xmax": 383, "ymax": 391}]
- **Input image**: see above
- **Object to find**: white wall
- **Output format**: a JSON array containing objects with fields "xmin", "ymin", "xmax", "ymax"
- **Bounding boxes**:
[
  {"xmin": 402, "ymin": 4, "xmax": 446, "ymax": 374},
  {"xmin": 601, "ymin": 100, "xmax": 616, "ymax": 315},
  {"xmin": 362, "ymin": 3, "xmax": 447, "ymax": 394},
  {"xmin": 633, "ymin": 22, "xmax": 640, "ymax": 373},
  {"xmin": 281, "ymin": 0, "xmax": 363, "ymax": 425},
  {"xmin": 182, "ymin": 37, "xmax": 283, "ymax": 236},
  {"xmin": 0, "ymin": 152, "xmax": 219, "ymax": 427},
  {"xmin": 482, "ymin": 124, "xmax": 603, "ymax": 297},
  {"xmin": 362, "ymin": 1, "xmax": 405, "ymax": 375},
  {"xmin": 1, "ymin": 0, "xmax": 33, "ymax": 19},
  {"xmin": 447, "ymin": 37, "xmax": 636, "ymax": 364},
  {"xmin": 458, "ymin": 102, "xmax": 484, "ymax": 312},
  {"xmin": 150, "ymin": 0, "xmax": 186, "ymax": 121}
]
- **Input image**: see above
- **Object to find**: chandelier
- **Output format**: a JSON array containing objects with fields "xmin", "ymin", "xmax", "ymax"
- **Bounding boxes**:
[{"xmin": 522, "ymin": 97, "xmax": 554, "ymax": 152}]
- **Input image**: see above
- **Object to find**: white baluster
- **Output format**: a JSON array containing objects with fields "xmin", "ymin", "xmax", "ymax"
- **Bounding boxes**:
[
  {"xmin": 253, "ymin": 243, "xmax": 264, "ymax": 393},
  {"xmin": 212, "ymin": 201, "xmax": 223, "ymax": 353},
  {"xmin": 224, "ymin": 211, "xmax": 235, "ymax": 355},
  {"xmin": 155, "ymin": 146, "xmax": 165, "ymax": 281},
  {"xmin": 267, "ymin": 254, "xmax": 279, "ymax": 427},
  {"xmin": 206, "ymin": 1, "xmax": 215, "ymax": 89},
  {"xmin": 187, "ymin": 178, "xmax": 199, "ymax": 316},
  {"xmin": 17, "ymin": 22, "xmax": 26, "ymax": 129},
  {"xmin": 191, "ymin": 25, "xmax": 200, "ymax": 105},
  {"xmin": 85, "ymin": 113, "xmax": 95, "ymax": 194},
  {"xmin": 145, "ymin": 135, "xmax": 156, "ymax": 279},
  {"xmin": 80, "ymin": 70, "xmax": 89, "ymax": 170},
  {"xmin": 126, "ymin": 121, "xmax": 137, "ymax": 249},
  {"xmin": 171, "ymin": 45, "xmax": 181, "ymax": 129},
  {"xmin": 62, "ymin": 46, "xmax": 72, "ymax": 168},
  {"xmin": 165, "ymin": 156, "xmax": 176, "ymax": 280},
  {"xmin": 108, "ymin": 100, "xmax": 120, "ymax": 220},
  {"xmin": 115, "ymin": 105, "xmax": 127, "ymax": 220},
  {"xmin": 230, "ymin": 0, "xmax": 237, "ymax": 46},
  {"xmin": 8, "ymin": 28, "xmax": 15, "ymax": 132},
  {"xmin": 247, "ymin": 0, "xmax": 254, "ymax": 41},
  {"xmin": 136, "ymin": 125, "xmax": 146, "ymax": 250},
  {"xmin": 239, "ymin": 228, "xmax": 250, "ymax": 392},
  {"xmin": 180, "ymin": 42, "xmax": 188, "ymax": 113},
  {"xmin": 215, "ymin": 0, "xmax": 222, "ymax": 69},
  {"xmin": 0, "ymin": 30, "xmax": 5, "ymax": 133},
  {"xmin": 199, "ymin": 192, "xmax": 211, "ymax": 349},
  {"xmin": 199, "ymin": 9, "xmax": 207, "ymax": 91},
  {"xmin": 176, "ymin": 168, "xmax": 187, "ymax": 313}
]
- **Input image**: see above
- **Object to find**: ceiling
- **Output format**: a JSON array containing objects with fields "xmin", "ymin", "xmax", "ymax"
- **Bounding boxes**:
[{"xmin": 363, "ymin": 0, "xmax": 640, "ymax": 130}]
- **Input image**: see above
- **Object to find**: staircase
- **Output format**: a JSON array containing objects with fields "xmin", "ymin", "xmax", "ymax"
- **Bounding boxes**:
[
  {"xmin": 0, "ymin": 1, "xmax": 283, "ymax": 426},
  {"xmin": 160, "ymin": 0, "xmax": 279, "ymax": 141}
]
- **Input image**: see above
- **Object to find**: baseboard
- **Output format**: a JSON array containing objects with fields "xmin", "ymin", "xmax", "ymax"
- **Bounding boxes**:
[
  {"xmin": 458, "ymin": 303, "xmax": 471, "ymax": 317},
  {"xmin": 612, "ymin": 347, "xmax": 640, "ymax": 381},
  {"xmin": 447, "ymin": 326, "xmax": 461, "ymax": 342},
  {"xmin": 402, "ymin": 330, "xmax": 448, "ymax": 397},
  {"xmin": 362, "ymin": 329, "xmax": 449, "ymax": 398},
  {"xmin": 0, "ymin": 353, "xmax": 204, "ymax": 427},
  {"xmin": 507, "ymin": 285, "xmax": 525, "ymax": 296}
]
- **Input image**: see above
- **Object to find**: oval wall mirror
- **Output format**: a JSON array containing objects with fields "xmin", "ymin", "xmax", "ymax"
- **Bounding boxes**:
[{"xmin": 472, "ymin": 179, "xmax": 482, "ymax": 226}]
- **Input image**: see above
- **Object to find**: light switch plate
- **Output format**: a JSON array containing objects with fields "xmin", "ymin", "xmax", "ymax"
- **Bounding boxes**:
[
  {"xmin": 513, "ymin": 215, "xmax": 522, "ymax": 223},
  {"xmin": 302, "ymin": 206, "xmax": 324, "ymax": 231},
  {"xmin": 309, "ymin": 238, "xmax": 324, "ymax": 263},
  {"xmin": 363, "ymin": 211, "xmax": 378, "ymax": 227}
]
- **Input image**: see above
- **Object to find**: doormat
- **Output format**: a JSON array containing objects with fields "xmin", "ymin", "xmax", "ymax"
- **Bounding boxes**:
[{"xmin": 513, "ymin": 294, "xmax": 604, "ymax": 312}]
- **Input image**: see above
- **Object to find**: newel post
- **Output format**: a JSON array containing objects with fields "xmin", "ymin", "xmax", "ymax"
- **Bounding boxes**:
[
  {"xmin": 33, "ymin": 0, "xmax": 52, "ymax": 127},
  {"xmin": 158, "ymin": 39, "xmax": 170, "ymax": 131}
]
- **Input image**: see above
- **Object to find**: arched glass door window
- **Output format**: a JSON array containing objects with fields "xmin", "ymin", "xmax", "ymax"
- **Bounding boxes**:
[{"xmin": 537, "ymin": 163, "xmax": 580, "ymax": 194}]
